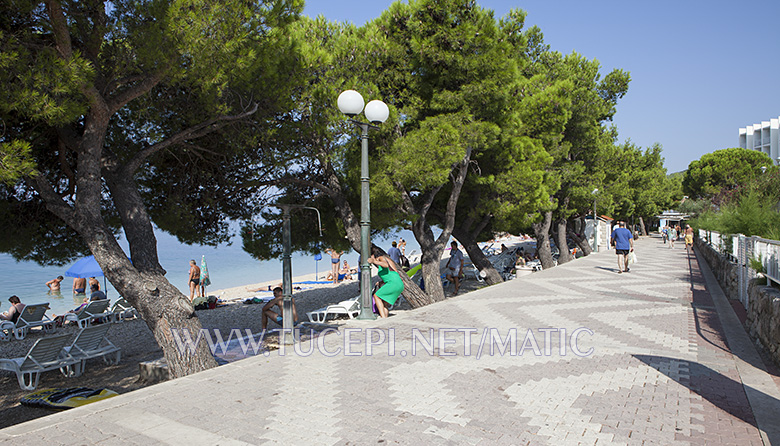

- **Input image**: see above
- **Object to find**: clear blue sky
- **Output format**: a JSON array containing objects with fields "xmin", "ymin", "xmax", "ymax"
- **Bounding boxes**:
[{"xmin": 303, "ymin": 0, "xmax": 780, "ymax": 173}]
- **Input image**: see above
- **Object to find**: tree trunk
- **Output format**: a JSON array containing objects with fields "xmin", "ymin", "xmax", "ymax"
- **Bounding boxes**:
[
  {"xmin": 397, "ymin": 148, "xmax": 473, "ymax": 302},
  {"xmin": 533, "ymin": 211, "xmax": 555, "ymax": 269},
  {"xmin": 554, "ymin": 218, "xmax": 573, "ymax": 264},
  {"xmin": 639, "ymin": 216, "xmax": 648, "ymax": 236},
  {"xmin": 34, "ymin": 107, "xmax": 218, "ymax": 378},
  {"xmin": 321, "ymin": 163, "xmax": 433, "ymax": 308},
  {"xmin": 412, "ymin": 221, "xmax": 447, "ymax": 302},
  {"xmin": 568, "ymin": 216, "xmax": 593, "ymax": 256},
  {"xmin": 104, "ymin": 172, "xmax": 218, "ymax": 376},
  {"xmin": 452, "ymin": 227, "xmax": 503, "ymax": 285}
]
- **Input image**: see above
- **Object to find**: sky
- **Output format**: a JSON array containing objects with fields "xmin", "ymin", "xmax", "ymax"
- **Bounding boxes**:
[{"xmin": 303, "ymin": 0, "xmax": 780, "ymax": 173}]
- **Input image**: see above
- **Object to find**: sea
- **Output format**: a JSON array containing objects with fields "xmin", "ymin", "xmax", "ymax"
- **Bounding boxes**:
[{"xmin": 1, "ymin": 227, "xmax": 421, "ymax": 316}]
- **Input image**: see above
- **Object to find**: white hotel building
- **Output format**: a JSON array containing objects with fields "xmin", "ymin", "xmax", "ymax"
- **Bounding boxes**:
[{"xmin": 738, "ymin": 117, "xmax": 780, "ymax": 165}]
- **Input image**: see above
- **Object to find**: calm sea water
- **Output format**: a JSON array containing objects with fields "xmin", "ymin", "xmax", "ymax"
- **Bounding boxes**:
[{"xmin": 0, "ymin": 228, "xmax": 419, "ymax": 316}]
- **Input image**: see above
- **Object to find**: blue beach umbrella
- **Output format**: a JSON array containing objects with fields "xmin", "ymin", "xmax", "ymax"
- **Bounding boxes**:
[
  {"xmin": 65, "ymin": 255, "xmax": 107, "ymax": 294},
  {"xmin": 314, "ymin": 252, "xmax": 322, "ymax": 279}
]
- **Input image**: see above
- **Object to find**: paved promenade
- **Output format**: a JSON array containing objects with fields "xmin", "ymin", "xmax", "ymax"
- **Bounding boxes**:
[{"xmin": 2, "ymin": 236, "xmax": 779, "ymax": 445}]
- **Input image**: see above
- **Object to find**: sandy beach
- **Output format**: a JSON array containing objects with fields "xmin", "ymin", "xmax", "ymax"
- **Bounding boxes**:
[{"xmin": 0, "ymin": 240, "xmax": 533, "ymax": 428}]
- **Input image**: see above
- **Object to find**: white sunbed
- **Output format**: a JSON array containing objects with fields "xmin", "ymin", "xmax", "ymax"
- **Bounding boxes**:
[
  {"xmin": 306, "ymin": 294, "xmax": 360, "ymax": 323},
  {"xmin": 0, "ymin": 303, "xmax": 56, "ymax": 341},
  {"xmin": 65, "ymin": 299, "xmax": 111, "ymax": 328},
  {"xmin": 0, "ymin": 333, "xmax": 79, "ymax": 390},
  {"xmin": 60, "ymin": 324, "xmax": 121, "ymax": 377},
  {"xmin": 110, "ymin": 298, "xmax": 139, "ymax": 323}
]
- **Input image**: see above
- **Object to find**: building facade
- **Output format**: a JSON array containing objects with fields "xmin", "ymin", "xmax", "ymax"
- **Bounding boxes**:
[{"xmin": 738, "ymin": 117, "xmax": 780, "ymax": 165}]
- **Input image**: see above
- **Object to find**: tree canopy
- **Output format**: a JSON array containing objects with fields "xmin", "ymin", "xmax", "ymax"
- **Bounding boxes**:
[{"xmin": 682, "ymin": 148, "xmax": 776, "ymax": 201}]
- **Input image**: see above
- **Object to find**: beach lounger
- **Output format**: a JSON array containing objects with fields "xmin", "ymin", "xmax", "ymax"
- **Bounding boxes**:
[
  {"xmin": 60, "ymin": 324, "xmax": 121, "ymax": 377},
  {"xmin": 0, "ymin": 303, "xmax": 56, "ymax": 341},
  {"xmin": 110, "ymin": 298, "xmax": 139, "ymax": 322},
  {"xmin": 306, "ymin": 294, "xmax": 360, "ymax": 323},
  {"xmin": 0, "ymin": 333, "xmax": 78, "ymax": 390},
  {"xmin": 65, "ymin": 300, "xmax": 111, "ymax": 329}
]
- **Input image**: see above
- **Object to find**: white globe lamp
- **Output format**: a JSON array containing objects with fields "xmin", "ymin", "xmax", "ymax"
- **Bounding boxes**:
[
  {"xmin": 364, "ymin": 100, "xmax": 389, "ymax": 124},
  {"xmin": 337, "ymin": 90, "xmax": 364, "ymax": 117}
]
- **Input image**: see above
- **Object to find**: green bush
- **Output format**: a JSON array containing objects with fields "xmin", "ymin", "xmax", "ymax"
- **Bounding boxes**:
[{"xmin": 692, "ymin": 189, "xmax": 780, "ymax": 241}]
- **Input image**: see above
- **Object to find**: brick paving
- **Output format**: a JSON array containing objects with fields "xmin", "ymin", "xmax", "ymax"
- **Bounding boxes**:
[{"xmin": 1, "ymin": 236, "xmax": 778, "ymax": 445}]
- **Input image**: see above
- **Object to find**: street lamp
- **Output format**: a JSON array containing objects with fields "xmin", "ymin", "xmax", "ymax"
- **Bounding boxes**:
[
  {"xmin": 592, "ymin": 188, "xmax": 599, "ymax": 252},
  {"xmin": 272, "ymin": 204, "xmax": 322, "ymax": 345},
  {"xmin": 338, "ymin": 90, "xmax": 389, "ymax": 320}
]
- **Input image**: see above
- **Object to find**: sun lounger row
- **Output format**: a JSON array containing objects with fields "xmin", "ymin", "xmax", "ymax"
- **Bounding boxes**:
[
  {"xmin": 1, "ymin": 299, "xmax": 141, "ymax": 342},
  {"xmin": 0, "ymin": 324, "xmax": 121, "ymax": 390}
]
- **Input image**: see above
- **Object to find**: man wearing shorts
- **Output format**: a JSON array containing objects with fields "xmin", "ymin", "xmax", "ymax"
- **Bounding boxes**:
[
  {"xmin": 188, "ymin": 260, "xmax": 201, "ymax": 301},
  {"xmin": 610, "ymin": 221, "xmax": 634, "ymax": 274}
]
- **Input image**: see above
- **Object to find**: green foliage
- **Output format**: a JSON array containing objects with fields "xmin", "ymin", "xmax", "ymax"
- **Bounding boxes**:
[
  {"xmin": 750, "ymin": 254, "xmax": 766, "ymax": 274},
  {"xmin": 0, "ymin": 0, "xmax": 305, "ymax": 263},
  {"xmin": 683, "ymin": 148, "xmax": 776, "ymax": 200},
  {"xmin": 692, "ymin": 189, "xmax": 780, "ymax": 240},
  {"xmin": 0, "ymin": 140, "xmax": 36, "ymax": 184}
]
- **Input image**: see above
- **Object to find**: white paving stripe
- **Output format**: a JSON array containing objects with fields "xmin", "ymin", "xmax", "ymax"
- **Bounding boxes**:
[
  {"xmin": 259, "ymin": 355, "xmax": 342, "ymax": 445},
  {"xmin": 115, "ymin": 408, "xmax": 251, "ymax": 445}
]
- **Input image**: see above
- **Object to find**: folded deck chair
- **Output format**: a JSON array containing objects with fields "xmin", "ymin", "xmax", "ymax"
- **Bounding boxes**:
[
  {"xmin": 0, "ymin": 333, "xmax": 78, "ymax": 390},
  {"xmin": 306, "ymin": 294, "xmax": 360, "ymax": 323},
  {"xmin": 0, "ymin": 303, "xmax": 56, "ymax": 341},
  {"xmin": 60, "ymin": 324, "xmax": 121, "ymax": 377},
  {"xmin": 65, "ymin": 300, "xmax": 111, "ymax": 329},
  {"xmin": 110, "ymin": 298, "xmax": 139, "ymax": 322}
]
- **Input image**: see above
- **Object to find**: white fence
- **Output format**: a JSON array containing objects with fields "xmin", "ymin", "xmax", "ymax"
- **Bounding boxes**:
[{"xmin": 698, "ymin": 229, "xmax": 780, "ymax": 308}]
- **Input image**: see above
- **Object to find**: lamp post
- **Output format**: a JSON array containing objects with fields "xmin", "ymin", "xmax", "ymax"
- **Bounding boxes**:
[
  {"xmin": 592, "ymin": 188, "xmax": 599, "ymax": 252},
  {"xmin": 272, "ymin": 204, "xmax": 322, "ymax": 345},
  {"xmin": 338, "ymin": 90, "xmax": 389, "ymax": 320}
]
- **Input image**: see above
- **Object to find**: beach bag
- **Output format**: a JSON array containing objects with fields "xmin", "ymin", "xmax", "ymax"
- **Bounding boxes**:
[{"xmin": 628, "ymin": 251, "xmax": 637, "ymax": 265}]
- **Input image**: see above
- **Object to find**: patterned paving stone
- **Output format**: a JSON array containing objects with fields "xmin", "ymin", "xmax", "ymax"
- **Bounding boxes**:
[{"xmin": 1, "ymin": 236, "xmax": 777, "ymax": 445}]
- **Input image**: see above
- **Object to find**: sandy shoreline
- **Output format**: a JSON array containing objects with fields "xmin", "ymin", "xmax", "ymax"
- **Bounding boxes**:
[{"xmin": 0, "ymin": 238, "xmax": 536, "ymax": 429}]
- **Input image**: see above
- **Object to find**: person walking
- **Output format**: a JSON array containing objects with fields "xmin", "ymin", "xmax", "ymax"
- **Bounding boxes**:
[
  {"xmin": 610, "ymin": 221, "xmax": 634, "ymax": 273},
  {"xmin": 668, "ymin": 226, "xmax": 677, "ymax": 249},
  {"xmin": 684, "ymin": 225, "xmax": 694, "ymax": 254}
]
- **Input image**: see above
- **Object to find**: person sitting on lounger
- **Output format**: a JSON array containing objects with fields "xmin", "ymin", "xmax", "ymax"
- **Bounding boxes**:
[
  {"xmin": 0, "ymin": 296, "xmax": 25, "ymax": 323},
  {"xmin": 88, "ymin": 283, "xmax": 106, "ymax": 301},
  {"xmin": 261, "ymin": 287, "xmax": 298, "ymax": 331}
]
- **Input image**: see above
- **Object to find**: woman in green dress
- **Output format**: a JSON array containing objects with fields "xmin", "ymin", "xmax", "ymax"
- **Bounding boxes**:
[{"xmin": 367, "ymin": 245, "xmax": 404, "ymax": 318}]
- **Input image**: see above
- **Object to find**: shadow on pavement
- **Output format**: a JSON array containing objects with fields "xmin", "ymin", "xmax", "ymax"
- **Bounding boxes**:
[{"xmin": 633, "ymin": 354, "xmax": 764, "ymax": 428}]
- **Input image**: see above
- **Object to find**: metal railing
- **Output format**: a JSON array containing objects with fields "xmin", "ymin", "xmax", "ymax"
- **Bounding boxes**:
[{"xmin": 698, "ymin": 229, "xmax": 780, "ymax": 308}]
